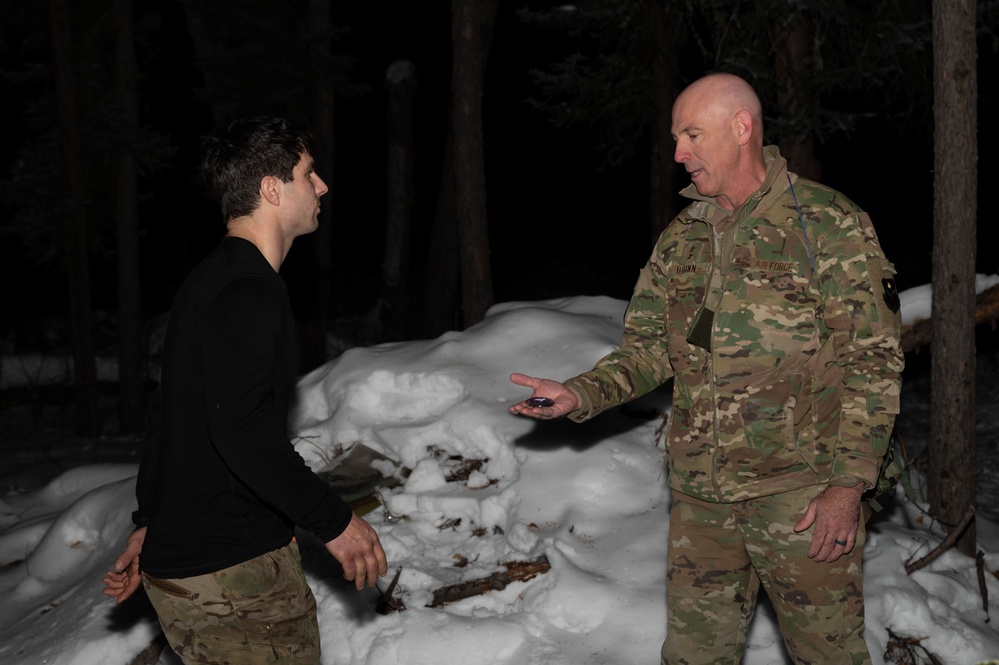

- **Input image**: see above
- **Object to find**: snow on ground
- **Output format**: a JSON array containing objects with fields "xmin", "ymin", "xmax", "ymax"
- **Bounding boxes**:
[{"xmin": 2, "ymin": 288, "xmax": 999, "ymax": 664}]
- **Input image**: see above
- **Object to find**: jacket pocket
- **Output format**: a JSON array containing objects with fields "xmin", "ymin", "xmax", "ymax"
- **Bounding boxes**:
[
  {"xmin": 786, "ymin": 394, "xmax": 819, "ymax": 473},
  {"xmin": 143, "ymin": 574, "xmax": 195, "ymax": 599}
]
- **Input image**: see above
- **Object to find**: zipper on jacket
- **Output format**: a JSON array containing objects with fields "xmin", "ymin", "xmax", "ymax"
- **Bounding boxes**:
[
  {"xmin": 707, "ymin": 213, "xmax": 747, "ymax": 500},
  {"xmin": 709, "ymin": 221, "xmax": 724, "ymax": 500}
]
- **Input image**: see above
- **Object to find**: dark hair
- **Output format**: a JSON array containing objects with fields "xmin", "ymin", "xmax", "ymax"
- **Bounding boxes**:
[{"xmin": 200, "ymin": 117, "xmax": 314, "ymax": 222}]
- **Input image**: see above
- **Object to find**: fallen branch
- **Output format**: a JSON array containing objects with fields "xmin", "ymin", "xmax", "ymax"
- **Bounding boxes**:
[
  {"xmin": 376, "ymin": 567, "xmax": 406, "ymax": 614},
  {"xmin": 427, "ymin": 555, "xmax": 551, "ymax": 608},
  {"xmin": 905, "ymin": 505, "xmax": 976, "ymax": 574},
  {"xmin": 901, "ymin": 283, "xmax": 999, "ymax": 352},
  {"xmin": 884, "ymin": 629, "xmax": 943, "ymax": 665}
]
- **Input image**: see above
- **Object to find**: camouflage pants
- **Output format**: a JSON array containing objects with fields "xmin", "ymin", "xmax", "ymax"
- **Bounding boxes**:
[
  {"xmin": 143, "ymin": 541, "xmax": 321, "ymax": 665},
  {"xmin": 662, "ymin": 486, "xmax": 870, "ymax": 665}
]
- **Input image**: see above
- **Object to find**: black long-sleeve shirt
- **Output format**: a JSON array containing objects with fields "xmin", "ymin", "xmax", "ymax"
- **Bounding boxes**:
[{"xmin": 134, "ymin": 237, "xmax": 352, "ymax": 578}]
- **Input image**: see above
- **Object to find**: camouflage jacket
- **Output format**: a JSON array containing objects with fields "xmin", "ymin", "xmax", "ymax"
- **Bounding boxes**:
[{"xmin": 565, "ymin": 147, "xmax": 903, "ymax": 502}]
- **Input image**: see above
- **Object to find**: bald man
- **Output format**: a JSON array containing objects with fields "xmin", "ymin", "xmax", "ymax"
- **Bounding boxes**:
[{"xmin": 509, "ymin": 73, "xmax": 902, "ymax": 664}]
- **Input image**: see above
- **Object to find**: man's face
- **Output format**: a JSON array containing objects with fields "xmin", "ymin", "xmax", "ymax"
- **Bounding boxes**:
[
  {"xmin": 284, "ymin": 152, "xmax": 329, "ymax": 235},
  {"xmin": 671, "ymin": 98, "xmax": 739, "ymax": 201}
]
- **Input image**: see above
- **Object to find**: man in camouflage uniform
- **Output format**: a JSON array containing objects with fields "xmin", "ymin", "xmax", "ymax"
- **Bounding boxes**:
[{"xmin": 510, "ymin": 73, "xmax": 902, "ymax": 664}]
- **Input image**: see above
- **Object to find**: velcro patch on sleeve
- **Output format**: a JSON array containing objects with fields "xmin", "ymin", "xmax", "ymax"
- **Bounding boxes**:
[{"xmin": 867, "ymin": 257, "xmax": 902, "ymax": 332}]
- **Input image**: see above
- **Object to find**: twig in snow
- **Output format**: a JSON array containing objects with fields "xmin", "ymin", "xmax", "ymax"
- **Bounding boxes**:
[{"xmin": 905, "ymin": 505, "xmax": 976, "ymax": 575}]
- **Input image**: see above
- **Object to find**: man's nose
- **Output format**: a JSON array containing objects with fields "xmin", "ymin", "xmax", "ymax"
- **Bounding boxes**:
[
  {"xmin": 673, "ymin": 142, "xmax": 688, "ymax": 164},
  {"xmin": 315, "ymin": 175, "xmax": 329, "ymax": 197}
]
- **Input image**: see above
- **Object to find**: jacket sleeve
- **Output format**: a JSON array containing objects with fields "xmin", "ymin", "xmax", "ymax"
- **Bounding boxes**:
[
  {"xmin": 564, "ymin": 240, "xmax": 675, "ymax": 421},
  {"xmin": 814, "ymin": 211, "xmax": 904, "ymax": 488},
  {"xmin": 202, "ymin": 276, "xmax": 353, "ymax": 543}
]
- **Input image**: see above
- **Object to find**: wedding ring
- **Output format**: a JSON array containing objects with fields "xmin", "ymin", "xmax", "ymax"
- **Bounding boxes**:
[{"xmin": 834, "ymin": 539, "xmax": 848, "ymax": 546}]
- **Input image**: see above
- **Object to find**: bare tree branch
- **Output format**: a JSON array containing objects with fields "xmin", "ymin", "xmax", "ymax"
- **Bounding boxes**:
[{"xmin": 905, "ymin": 505, "xmax": 976, "ymax": 574}]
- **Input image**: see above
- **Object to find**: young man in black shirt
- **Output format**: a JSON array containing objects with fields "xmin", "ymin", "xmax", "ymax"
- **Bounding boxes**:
[{"xmin": 103, "ymin": 117, "xmax": 387, "ymax": 664}]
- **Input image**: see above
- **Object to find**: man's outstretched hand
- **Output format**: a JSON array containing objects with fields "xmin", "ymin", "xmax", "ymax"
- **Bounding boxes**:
[{"xmin": 508, "ymin": 373, "xmax": 579, "ymax": 420}]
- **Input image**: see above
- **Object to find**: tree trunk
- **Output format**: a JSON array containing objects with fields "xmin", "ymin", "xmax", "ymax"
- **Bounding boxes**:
[
  {"xmin": 49, "ymin": 0, "xmax": 99, "ymax": 437},
  {"xmin": 774, "ymin": 13, "xmax": 822, "ymax": 181},
  {"xmin": 421, "ymin": 127, "xmax": 461, "ymax": 337},
  {"xmin": 450, "ymin": 0, "xmax": 497, "ymax": 328},
  {"xmin": 649, "ymin": 1, "xmax": 682, "ymax": 245},
  {"xmin": 300, "ymin": 0, "xmax": 336, "ymax": 371},
  {"xmin": 382, "ymin": 60, "xmax": 418, "ymax": 338},
  {"xmin": 928, "ymin": 0, "xmax": 977, "ymax": 556},
  {"xmin": 424, "ymin": 0, "xmax": 498, "ymax": 336},
  {"xmin": 179, "ymin": 0, "xmax": 228, "ymax": 124},
  {"xmin": 115, "ymin": 0, "xmax": 145, "ymax": 435}
]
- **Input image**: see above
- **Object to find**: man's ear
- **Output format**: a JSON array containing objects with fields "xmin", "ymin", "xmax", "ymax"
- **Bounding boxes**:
[
  {"xmin": 732, "ymin": 110, "xmax": 754, "ymax": 146},
  {"xmin": 260, "ymin": 174, "xmax": 282, "ymax": 206}
]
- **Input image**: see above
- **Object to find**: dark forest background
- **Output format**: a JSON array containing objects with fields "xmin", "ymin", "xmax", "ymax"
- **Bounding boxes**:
[{"xmin": 1, "ymin": 0, "xmax": 996, "ymax": 439}]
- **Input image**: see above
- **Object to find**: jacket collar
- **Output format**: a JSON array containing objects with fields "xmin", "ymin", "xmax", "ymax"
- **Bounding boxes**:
[{"xmin": 679, "ymin": 146, "xmax": 790, "ymax": 222}]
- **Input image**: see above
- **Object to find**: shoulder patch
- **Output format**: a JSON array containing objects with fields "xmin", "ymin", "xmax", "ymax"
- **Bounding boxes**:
[
  {"xmin": 867, "ymin": 257, "xmax": 902, "ymax": 331},
  {"xmin": 881, "ymin": 277, "xmax": 900, "ymax": 313}
]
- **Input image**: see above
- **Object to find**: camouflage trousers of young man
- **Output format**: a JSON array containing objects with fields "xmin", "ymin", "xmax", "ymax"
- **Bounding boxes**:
[
  {"xmin": 662, "ymin": 486, "xmax": 870, "ymax": 665},
  {"xmin": 142, "ymin": 540, "xmax": 321, "ymax": 664}
]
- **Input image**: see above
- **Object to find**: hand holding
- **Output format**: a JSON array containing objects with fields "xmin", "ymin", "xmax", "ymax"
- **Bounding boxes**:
[
  {"xmin": 102, "ymin": 526, "xmax": 146, "ymax": 603},
  {"xmin": 325, "ymin": 513, "xmax": 388, "ymax": 590},
  {"xmin": 508, "ymin": 373, "xmax": 579, "ymax": 420}
]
